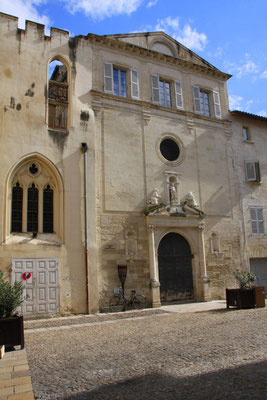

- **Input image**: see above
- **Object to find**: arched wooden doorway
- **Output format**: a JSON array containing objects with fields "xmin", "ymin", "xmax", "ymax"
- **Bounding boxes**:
[{"xmin": 158, "ymin": 232, "xmax": 194, "ymax": 302}]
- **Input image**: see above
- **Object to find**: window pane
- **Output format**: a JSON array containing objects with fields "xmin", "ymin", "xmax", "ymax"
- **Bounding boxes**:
[
  {"xmin": 27, "ymin": 184, "xmax": 38, "ymax": 232},
  {"xmin": 43, "ymin": 186, "xmax": 54, "ymax": 233},
  {"xmin": 243, "ymin": 127, "xmax": 249, "ymax": 140},
  {"xmin": 250, "ymin": 207, "xmax": 257, "ymax": 220},
  {"xmin": 258, "ymin": 221, "xmax": 265, "ymax": 234},
  {"xmin": 11, "ymin": 183, "xmax": 23, "ymax": 232},
  {"xmin": 200, "ymin": 91, "xmax": 210, "ymax": 116},
  {"xmin": 257, "ymin": 208, "xmax": 263, "ymax": 221},
  {"xmin": 251, "ymin": 220, "xmax": 258, "ymax": 234},
  {"xmin": 159, "ymin": 80, "xmax": 171, "ymax": 107}
]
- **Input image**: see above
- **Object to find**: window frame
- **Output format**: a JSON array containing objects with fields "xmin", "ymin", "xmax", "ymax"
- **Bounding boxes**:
[
  {"xmin": 7, "ymin": 157, "xmax": 63, "ymax": 242},
  {"xmin": 192, "ymin": 86, "xmax": 221, "ymax": 118},
  {"xmin": 245, "ymin": 161, "xmax": 261, "ymax": 182},
  {"xmin": 104, "ymin": 63, "xmax": 139, "ymax": 100},
  {"xmin": 151, "ymin": 74, "xmax": 183, "ymax": 109},
  {"xmin": 243, "ymin": 127, "xmax": 250, "ymax": 141},
  {"xmin": 249, "ymin": 206, "xmax": 265, "ymax": 236}
]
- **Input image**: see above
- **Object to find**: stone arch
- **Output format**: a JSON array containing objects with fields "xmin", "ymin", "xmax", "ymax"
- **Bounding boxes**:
[
  {"xmin": 157, "ymin": 231, "xmax": 194, "ymax": 302},
  {"xmin": 150, "ymin": 39, "xmax": 177, "ymax": 57},
  {"xmin": 5, "ymin": 153, "xmax": 63, "ymax": 241},
  {"xmin": 47, "ymin": 55, "xmax": 70, "ymax": 130}
]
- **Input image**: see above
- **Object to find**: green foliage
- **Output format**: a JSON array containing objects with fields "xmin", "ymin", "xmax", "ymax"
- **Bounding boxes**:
[
  {"xmin": 0, "ymin": 271, "xmax": 25, "ymax": 318},
  {"xmin": 233, "ymin": 269, "xmax": 257, "ymax": 290}
]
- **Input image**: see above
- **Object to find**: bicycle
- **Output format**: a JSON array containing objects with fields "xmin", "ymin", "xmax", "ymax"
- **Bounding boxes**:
[{"xmin": 109, "ymin": 287, "xmax": 146, "ymax": 312}]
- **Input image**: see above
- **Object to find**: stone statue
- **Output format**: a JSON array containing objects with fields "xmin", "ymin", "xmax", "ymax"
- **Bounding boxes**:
[
  {"xmin": 169, "ymin": 182, "xmax": 178, "ymax": 204},
  {"xmin": 149, "ymin": 188, "xmax": 161, "ymax": 205},
  {"xmin": 181, "ymin": 192, "xmax": 205, "ymax": 217}
]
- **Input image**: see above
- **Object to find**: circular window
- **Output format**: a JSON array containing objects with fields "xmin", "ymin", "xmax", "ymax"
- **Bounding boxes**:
[{"xmin": 160, "ymin": 138, "xmax": 180, "ymax": 161}]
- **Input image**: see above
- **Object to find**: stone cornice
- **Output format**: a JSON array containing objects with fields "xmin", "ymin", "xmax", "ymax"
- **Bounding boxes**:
[
  {"xmin": 86, "ymin": 34, "xmax": 232, "ymax": 81},
  {"xmin": 90, "ymin": 90, "xmax": 228, "ymax": 125}
]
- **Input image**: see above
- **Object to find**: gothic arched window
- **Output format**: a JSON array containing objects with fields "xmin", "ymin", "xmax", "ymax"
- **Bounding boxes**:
[{"xmin": 9, "ymin": 158, "xmax": 62, "ymax": 238}]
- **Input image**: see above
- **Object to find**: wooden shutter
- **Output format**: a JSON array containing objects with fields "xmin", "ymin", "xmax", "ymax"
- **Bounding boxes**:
[
  {"xmin": 175, "ymin": 81, "xmax": 183, "ymax": 109},
  {"xmin": 104, "ymin": 63, "xmax": 113, "ymax": 94},
  {"xmin": 151, "ymin": 75, "xmax": 160, "ymax": 104},
  {"xmin": 255, "ymin": 161, "xmax": 261, "ymax": 182},
  {"xmin": 192, "ymin": 86, "xmax": 201, "ymax": 113},
  {"xmin": 130, "ymin": 69, "xmax": 139, "ymax": 99},
  {"xmin": 213, "ymin": 91, "xmax": 221, "ymax": 118},
  {"xmin": 245, "ymin": 161, "xmax": 257, "ymax": 181}
]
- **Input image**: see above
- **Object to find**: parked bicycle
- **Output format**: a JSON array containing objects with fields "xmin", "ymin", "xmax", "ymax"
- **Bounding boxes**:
[{"xmin": 109, "ymin": 287, "xmax": 146, "ymax": 312}]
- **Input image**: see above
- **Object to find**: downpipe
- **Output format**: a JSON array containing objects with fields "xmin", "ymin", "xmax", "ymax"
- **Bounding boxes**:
[{"xmin": 81, "ymin": 142, "xmax": 89, "ymax": 314}]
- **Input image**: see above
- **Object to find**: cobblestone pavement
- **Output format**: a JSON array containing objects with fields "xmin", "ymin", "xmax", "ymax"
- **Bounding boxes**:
[{"xmin": 25, "ymin": 305, "xmax": 267, "ymax": 400}]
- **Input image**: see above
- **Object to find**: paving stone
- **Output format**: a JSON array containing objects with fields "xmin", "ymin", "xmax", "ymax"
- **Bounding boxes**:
[{"xmin": 25, "ymin": 305, "xmax": 267, "ymax": 400}]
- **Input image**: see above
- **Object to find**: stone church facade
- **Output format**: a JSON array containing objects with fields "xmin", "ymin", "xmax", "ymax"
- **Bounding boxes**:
[{"xmin": 0, "ymin": 12, "xmax": 266, "ymax": 315}]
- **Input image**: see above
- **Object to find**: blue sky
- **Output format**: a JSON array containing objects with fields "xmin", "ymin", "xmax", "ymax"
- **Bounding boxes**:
[{"xmin": 1, "ymin": 0, "xmax": 267, "ymax": 116}]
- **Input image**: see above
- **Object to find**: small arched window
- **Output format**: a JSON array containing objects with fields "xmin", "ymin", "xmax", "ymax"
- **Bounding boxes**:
[{"xmin": 48, "ymin": 59, "xmax": 68, "ymax": 130}]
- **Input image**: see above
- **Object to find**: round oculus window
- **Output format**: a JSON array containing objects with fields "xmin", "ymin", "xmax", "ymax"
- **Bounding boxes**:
[{"xmin": 160, "ymin": 138, "xmax": 180, "ymax": 161}]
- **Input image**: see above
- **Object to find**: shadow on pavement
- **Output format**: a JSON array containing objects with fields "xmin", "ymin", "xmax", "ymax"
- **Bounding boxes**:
[{"xmin": 62, "ymin": 360, "xmax": 267, "ymax": 400}]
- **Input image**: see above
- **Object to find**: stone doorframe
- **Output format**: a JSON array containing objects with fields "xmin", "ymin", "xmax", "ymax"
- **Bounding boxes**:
[{"xmin": 146, "ymin": 215, "xmax": 210, "ymax": 307}]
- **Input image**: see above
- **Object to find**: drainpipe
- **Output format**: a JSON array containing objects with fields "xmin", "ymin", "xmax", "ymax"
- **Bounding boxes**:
[{"xmin": 81, "ymin": 142, "xmax": 89, "ymax": 314}]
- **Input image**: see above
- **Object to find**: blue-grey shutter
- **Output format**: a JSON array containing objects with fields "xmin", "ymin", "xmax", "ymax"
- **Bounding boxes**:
[
  {"xmin": 104, "ymin": 63, "xmax": 113, "ymax": 94},
  {"xmin": 130, "ymin": 69, "xmax": 139, "ymax": 99},
  {"xmin": 151, "ymin": 75, "xmax": 160, "ymax": 104},
  {"xmin": 175, "ymin": 81, "xmax": 183, "ymax": 109},
  {"xmin": 192, "ymin": 86, "xmax": 201, "ymax": 113},
  {"xmin": 213, "ymin": 91, "xmax": 221, "ymax": 118}
]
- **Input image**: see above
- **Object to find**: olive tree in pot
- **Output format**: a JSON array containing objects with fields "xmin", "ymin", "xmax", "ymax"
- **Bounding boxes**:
[
  {"xmin": 0, "ymin": 271, "xmax": 25, "ymax": 350},
  {"xmin": 226, "ymin": 269, "xmax": 256, "ymax": 309}
]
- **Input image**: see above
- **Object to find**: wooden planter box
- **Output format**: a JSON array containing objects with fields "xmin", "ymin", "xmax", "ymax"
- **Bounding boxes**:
[
  {"xmin": 252, "ymin": 286, "xmax": 266, "ymax": 308},
  {"xmin": 0, "ymin": 315, "xmax": 24, "ymax": 350},
  {"xmin": 226, "ymin": 288, "xmax": 256, "ymax": 309}
]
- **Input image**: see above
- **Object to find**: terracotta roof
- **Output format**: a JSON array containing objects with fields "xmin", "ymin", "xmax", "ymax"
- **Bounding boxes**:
[{"xmin": 230, "ymin": 110, "xmax": 267, "ymax": 122}]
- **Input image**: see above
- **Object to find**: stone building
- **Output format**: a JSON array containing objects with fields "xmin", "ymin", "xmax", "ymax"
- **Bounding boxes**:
[{"xmin": 0, "ymin": 12, "xmax": 266, "ymax": 316}]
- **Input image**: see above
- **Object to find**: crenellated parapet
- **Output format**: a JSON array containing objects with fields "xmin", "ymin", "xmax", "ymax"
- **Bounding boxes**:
[{"xmin": 0, "ymin": 12, "xmax": 70, "ymax": 43}]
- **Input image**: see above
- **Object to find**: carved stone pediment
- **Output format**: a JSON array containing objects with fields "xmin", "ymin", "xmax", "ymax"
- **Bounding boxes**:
[{"xmin": 145, "ymin": 190, "xmax": 205, "ymax": 218}]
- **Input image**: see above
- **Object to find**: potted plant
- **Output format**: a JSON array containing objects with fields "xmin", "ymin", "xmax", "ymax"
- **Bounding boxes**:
[
  {"xmin": 226, "ymin": 269, "xmax": 256, "ymax": 309},
  {"xmin": 0, "ymin": 271, "xmax": 25, "ymax": 350}
]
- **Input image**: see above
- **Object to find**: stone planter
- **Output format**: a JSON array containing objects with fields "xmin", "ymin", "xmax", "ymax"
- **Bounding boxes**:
[
  {"xmin": 0, "ymin": 315, "xmax": 24, "ymax": 350},
  {"xmin": 226, "ymin": 288, "xmax": 255, "ymax": 309}
]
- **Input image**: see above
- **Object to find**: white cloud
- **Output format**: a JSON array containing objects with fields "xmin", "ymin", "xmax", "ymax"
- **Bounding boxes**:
[
  {"xmin": 236, "ymin": 60, "xmax": 259, "ymax": 78},
  {"xmin": 147, "ymin": 0, "xmax": 158, "ymax": 7},
  {"xmin": 64, "ymin": 0, "xmax": 143, "ymax": 20},
  {"xmin": 175, "ymin": 24, "xmax": 207, "ymax": 52},
  {"xmin": 0, "ymin": 0, "xmax": 50, "ymax": 29},
  {"xmin": 260, "ymin": 70, "xmax": 267, "ymax": 78},
  {"xmin": 224, "ymin": 57, "xmax": 259, "ymax": 79},
  {"xmin": 153, "ymin": 17, "xmax": 207, "ymax": 51},
  {"xmin": 155, "ymin": 17, "xmax": 179, "ymax": 31},
  {"xmin": 229, "ymin": 95, "xmax": 244, "ymax": 110},
  {"xmin": 258, "ymin": 109, "xmax": 267, "ymax": 117},
  {"xmin": 214, "ymin": 46, "xmax": 223, "ymax": 58}
]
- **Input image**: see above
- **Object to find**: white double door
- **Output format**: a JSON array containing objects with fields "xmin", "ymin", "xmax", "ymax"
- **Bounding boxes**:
[{"xmin": 12, "ymin": 258, "xmax": 59, "ymax": 316}]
